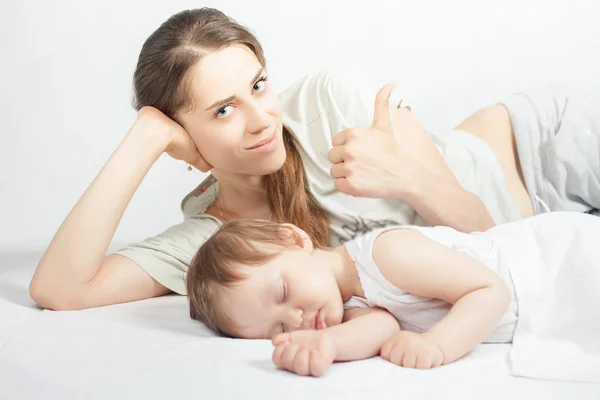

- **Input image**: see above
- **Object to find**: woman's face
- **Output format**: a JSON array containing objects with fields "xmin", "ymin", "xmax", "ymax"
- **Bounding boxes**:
[{"xmin": 177, "ymin": 45, "xmax": 286, "ymax": 176}]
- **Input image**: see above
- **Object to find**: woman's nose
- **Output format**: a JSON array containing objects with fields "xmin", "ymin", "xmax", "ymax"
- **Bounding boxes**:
[
  {"xmin": 284, "ymin": 308, "xmax": 304, "ymax": 329},
  {"xmin": 246, "ymin": 101, "xmax": 271, "ymax": 135}
]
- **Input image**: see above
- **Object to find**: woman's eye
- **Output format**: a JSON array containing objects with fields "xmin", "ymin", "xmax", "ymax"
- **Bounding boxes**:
[
  {"xmin": 215, "ymin": 105, "xmax": 233, "ymax": 118},
  {"xmin": 253, "ymin": 76, "xmax": 268, "ymax": 93},
  {"xmin": 215, "ymin": 77, "xmax": 267, "ymax": 119}
]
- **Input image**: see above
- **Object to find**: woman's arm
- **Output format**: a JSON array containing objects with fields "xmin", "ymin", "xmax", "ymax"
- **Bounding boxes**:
[
  {"xmin": 391, "ymin": 107, "xmax": 495, "ymax": 232},
  {"xmin": 329, "ymin": 85, "xmax": 495, "ymax": 233},
  {"xmin": 373, "ymin": 228, "xmax": 511, "ymax": 364},
  {"xmin": 30, "ymin": 107, "xmax": 206, "ymax": 310},
  {"xmin": 397, "ymin": 165, "xmax": 495, "ymax": 233}
]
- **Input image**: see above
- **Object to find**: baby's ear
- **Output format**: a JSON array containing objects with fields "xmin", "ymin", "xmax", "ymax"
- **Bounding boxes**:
[{"xmin": 281, "ymin": 224, "xmax": 313, "ymax": 252}]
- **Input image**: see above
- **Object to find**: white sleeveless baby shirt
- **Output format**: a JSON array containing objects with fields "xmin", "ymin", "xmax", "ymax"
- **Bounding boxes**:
[{"xmin": 343, "ymin": 225, "xmax": 519, "ymax": 343}]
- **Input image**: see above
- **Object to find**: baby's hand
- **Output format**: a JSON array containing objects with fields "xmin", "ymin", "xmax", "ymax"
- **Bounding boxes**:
[
  {"xmin": 271, "ymin": 330, "xmax": 337, "ymax": 377},
  {"xmin": 380, "ymin": 331, "xmax": 444, "ymax": 369}
]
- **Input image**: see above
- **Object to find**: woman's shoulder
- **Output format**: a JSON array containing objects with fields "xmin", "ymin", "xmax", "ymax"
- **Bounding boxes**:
[
  {"xmin": 115, "ymin": 205, "xmax": 221, "ymax": 295},
  {"xmin": 280, "ymin": 65, "xmax": 376, "ymax": 99},
  {"xmin": 279, "ymin": 65, "xmax": 402, "ymax": 135},
  {"xmin": 180, "ymin": 174, "xmax": 221, "ymax": 219}
]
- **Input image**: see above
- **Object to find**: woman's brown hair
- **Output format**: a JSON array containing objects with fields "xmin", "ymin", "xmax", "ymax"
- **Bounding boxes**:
[{"xmin": 132, "ymin": 8, "xmax": 329, "ymax": 247}]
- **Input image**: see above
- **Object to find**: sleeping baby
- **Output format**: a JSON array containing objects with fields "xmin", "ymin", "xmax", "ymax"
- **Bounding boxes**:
[{"xmin": 186, "ymin": 211, "xmax": 600, "ymax": 378}]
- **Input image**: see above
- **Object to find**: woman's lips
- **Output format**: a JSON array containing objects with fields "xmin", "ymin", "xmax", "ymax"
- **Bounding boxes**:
[{"xmin": 247, "ymin": 131, "xmax": 276, "ymax": 150}]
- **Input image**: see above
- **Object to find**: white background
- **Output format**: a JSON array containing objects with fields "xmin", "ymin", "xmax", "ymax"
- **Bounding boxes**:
[{"xmin": 1, "ymin": 0, "xmax": 599, "ymax": 252}]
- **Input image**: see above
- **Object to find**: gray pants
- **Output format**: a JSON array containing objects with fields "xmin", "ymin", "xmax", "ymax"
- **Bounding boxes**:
[{"xmin": 500, "ymin": 87, "xmax": 600, "ymax": 216}]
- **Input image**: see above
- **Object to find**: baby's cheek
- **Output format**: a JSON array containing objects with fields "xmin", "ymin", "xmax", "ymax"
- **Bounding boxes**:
[{"xmin": 303, "ymin": 274, "xmax": 336, "ymax": 300}]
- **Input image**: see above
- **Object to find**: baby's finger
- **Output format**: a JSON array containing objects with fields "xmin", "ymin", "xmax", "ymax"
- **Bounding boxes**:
[
  {"xmin": 293, "ymin": 346, "xmax": 311, "ymax": 376},
  {"xmin": 416, "ymin": 355, "xmax": 432, "ymax": 370},
  {"xmin": 402, "ymin": 351, "xmax": 417, "ymax": 369},
  {"xmin": 272, "ymin": 344, "xmax": 286, "ymax": 370},
  {"xmin": 380, "ymin": 339, "xmax": 393, "ymax": 361},
  {"xmin": 388, "ymin": 345, "xmax": 405, "ymax": 366},
  {"xmin": 309, "ymin": 351, "xmax": 327, "ymax": 377},
  {"xmin": 431, "ymin": 352, "xmax": 444, "ymax": 368},
  {"xmin": 272, "ymin": 333, "xmax": 290, "ymax": 346},
  {"xmin": 282, "ymin": 343, "xmax": 300, "ymax": 371}
]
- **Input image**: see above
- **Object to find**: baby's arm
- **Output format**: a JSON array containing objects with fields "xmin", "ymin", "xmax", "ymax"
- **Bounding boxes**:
[
  {"xmin": 329, "ymin": 307, "xmax": 400, "ymax": 361},
  {"xmin": 373, "ymin": 228, "xmax": 511, "ymax": 365},
  {"xmin": 271, "ymin": 307, "xmax": 399, "ymax": 376}
]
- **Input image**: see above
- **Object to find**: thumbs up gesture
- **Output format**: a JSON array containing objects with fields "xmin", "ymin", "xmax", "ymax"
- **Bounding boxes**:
[{"xmin": 328, "ymin": 84, "xmax": 412, "ymax": 198}]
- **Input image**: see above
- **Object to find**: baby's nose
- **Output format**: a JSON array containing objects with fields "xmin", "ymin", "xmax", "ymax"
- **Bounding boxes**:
[{"xmin": 286, "ymin": 308, "xmax": 304, "ymax": 329}]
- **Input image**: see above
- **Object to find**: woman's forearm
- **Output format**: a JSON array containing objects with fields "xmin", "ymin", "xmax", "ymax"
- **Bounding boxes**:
[
  {"xmin": 396, "ymin": 164, "xmax": 495, "ymax": 233},
  {"xmin": 427, "ymin": 284, "xmax": 511, "ymax": 364},
  {"xmin": 389, "ymin": 108, "xmax": 495, "ymax": 232},
  {"xmin": 31, "ymin": 122, "xmax": 168, "ymax": 298}
]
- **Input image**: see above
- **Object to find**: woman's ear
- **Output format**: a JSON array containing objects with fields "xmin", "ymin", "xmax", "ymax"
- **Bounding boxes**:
[
  {"xmin": 173, "ymin": 110, "xmax": 213, "ymax": 172},
  {"xmin": 281, "ymin": 224, "xmax": 314, "ymax": 252}
]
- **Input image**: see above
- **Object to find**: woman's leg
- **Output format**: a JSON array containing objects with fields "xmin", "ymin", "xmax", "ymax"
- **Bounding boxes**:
[
  {"xmin": 454, "ymin": 104, "xmax": 534, "ymax": 218},
  {"xmin": 499, "ymin": 87, "xmax": 600, "ymax": 215}
]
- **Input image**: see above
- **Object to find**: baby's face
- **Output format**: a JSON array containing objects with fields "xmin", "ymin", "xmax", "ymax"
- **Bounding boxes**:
[{"xmin": 221, "ymin": 248, "xmax": 344, "ymax": 339}]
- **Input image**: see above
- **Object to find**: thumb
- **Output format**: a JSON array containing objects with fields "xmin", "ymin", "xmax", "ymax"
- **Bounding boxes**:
[
  {"xmin": 371, "ymin": 83, "xmax": 396, "ymax": 133},
  {"xmin": 272, "ymin": 333, "xmax": 290, "ymax": 346}
]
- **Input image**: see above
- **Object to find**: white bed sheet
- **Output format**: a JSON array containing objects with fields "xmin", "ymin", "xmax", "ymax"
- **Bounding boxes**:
[{"xmin": 1, "ymin": 252, "xmax": 599, "ymax": 400}]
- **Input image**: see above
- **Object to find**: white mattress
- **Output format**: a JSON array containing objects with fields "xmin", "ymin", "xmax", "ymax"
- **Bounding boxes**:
[{"xmin": 1, "ymin": 252, "xmax": 599, "ymax": 400}]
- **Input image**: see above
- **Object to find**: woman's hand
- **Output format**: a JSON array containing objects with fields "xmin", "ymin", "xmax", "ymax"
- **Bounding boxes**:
[
  {"xmin": 134, "ymin": 106, "xmax": 211, "ymax": 172},
  {"xmin": 380, "ymin": 331, "xmax": 445, "ymax": 369},
  {"xmin": 31, "ymin": 106, "xmax": 202, "ymax": 310},
  {"xmin": 271, "ymin": 330, "xmax": 337, "ymax": 377},
  {"xmin": 328, "ymin": 84, "xmax": 416, "ymax": 198}
]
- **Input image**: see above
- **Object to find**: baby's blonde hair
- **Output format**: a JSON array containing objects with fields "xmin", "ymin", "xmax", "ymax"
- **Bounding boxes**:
[{"xmin": 186, "ymin": 219, "xmax": 314, "ymax": 336}]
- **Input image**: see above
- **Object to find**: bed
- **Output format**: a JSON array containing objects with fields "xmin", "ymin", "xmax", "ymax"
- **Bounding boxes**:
[{"xmin": 1, "ymin": 252, "xmax": 599, "ymax": 400}]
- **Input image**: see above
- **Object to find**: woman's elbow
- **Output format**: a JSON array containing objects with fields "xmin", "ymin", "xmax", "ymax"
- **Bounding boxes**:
[
  {"xmin": 29, "ymin": 279, "xmax": 58, "ymax": 310},
  {"xmin": 29, "ymin": 275, "xmax": 84, "ymax": 311}
]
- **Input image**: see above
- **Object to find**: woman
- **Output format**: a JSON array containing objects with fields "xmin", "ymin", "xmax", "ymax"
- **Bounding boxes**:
[{"xmin": 29, "ymin": 8, "xmax": 599, "ymax": 310}]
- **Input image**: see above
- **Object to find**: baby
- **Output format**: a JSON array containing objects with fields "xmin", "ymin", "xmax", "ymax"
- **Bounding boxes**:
[{"xmin": 186, "ymin": 211, "xmax": 600, "ymax": 377}]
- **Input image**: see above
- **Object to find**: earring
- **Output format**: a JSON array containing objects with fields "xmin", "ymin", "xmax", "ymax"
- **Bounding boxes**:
[{"xmin": 187, "ymin": 164, "xmax": 192, "ymax": 172}]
